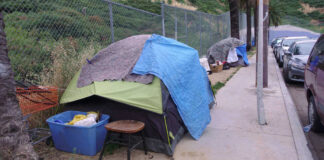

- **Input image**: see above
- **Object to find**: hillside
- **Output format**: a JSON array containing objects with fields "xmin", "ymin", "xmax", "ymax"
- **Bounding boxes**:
[
  {"xmin": 114, "ymin": 0, "xmax": 323, "ymax": 33},
  {"xmin": 1, "ymin": 0, "xmax": 225, "ymax": 86},
  {"xmin": 279, "ymin": 0, "xmax": 323, "ymax": 32},
  {"xmin": 113, "ymin": 0, "xmax": 229, "ymax": 15}
]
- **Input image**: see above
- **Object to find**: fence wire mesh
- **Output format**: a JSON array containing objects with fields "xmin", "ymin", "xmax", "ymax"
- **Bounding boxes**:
[
  {"xmin": 164, "ymin": 5, "xmax": 232, "ymax": 57},
  {"xmin": 2, "ymin": 0, "xmax": 250, "ymax": 89}
]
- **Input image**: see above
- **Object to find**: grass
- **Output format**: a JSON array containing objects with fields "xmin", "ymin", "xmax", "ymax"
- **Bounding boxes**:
[
  {"xmin": 211, "ymin": 66, "xmax": 242, "ymax": 94},
  {"xmin": 247, "ymin": 48, "xmax": 256, "ymax": 57},
  {"xmin": 212, "ymin": 82, "xmax": 225, "ymax": 94}
]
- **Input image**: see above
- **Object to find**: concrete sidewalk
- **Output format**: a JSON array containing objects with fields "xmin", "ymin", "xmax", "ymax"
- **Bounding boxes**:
[{"xmin": 172, "ymin": 52, "xmax": 313, "ymax": 160}]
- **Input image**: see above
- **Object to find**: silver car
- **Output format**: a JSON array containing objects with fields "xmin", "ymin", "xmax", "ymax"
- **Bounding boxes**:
[
  {"xmin": 282, "ymin": 39, "xmax": 317, "ymax": 82},
  {"xmin": 276, "ymin": 36, "xmax": 309, "ymax": 67}
]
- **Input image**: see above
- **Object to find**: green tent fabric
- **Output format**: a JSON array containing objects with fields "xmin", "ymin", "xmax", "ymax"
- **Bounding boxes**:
[{"xmin": 60, "ymin": 71, "xmax": 163, "ymax": 114}]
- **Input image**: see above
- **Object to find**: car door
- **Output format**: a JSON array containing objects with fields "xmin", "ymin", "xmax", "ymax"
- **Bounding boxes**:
[
  {"xmin": 284, "ymin": 44, "xmax": 295, "ymax": 70},
  {"xmin": 315, "ymin": 38, "xmax": 324, "ymax": 117},
  {"xmin": 306, "ymin": 36, "xmax": 324, "ymax": 118}
]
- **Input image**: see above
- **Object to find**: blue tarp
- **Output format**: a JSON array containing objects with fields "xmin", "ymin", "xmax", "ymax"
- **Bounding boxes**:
[
  {"xmin": 132, "ymin": 34, "xmax": 214, "ymax": 140},
  {"xmin": 236, "ymin": 44, "xmax": 249, "ymax": 65}
]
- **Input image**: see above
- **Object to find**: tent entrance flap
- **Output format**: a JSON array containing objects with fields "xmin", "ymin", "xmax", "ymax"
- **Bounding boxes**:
[{"xmin": 60, "ymin": 71, "xmax": 163, "ymax": 114}]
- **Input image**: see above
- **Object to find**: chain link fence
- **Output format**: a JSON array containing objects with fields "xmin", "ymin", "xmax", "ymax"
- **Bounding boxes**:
[
  {"xmin": 163, "ymin": 4, "xmax": 231, "ymax": 57},
  {"xmin": 1, "ymin": 0, "xmax": 250, "ymax": 88}
]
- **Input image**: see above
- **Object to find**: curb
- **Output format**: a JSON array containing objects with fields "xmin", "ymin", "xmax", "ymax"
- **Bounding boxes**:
[{"xmin": 273, "ymin": 54, "xmax": 313, "ymax": 160}]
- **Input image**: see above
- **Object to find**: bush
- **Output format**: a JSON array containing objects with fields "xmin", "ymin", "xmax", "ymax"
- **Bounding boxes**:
[
  {"xmin": 308, "ymin": 11, "xmax": 324, "ymax": 21},
  {"xmin": 5, "ymin": 26, "xmax": 52, "ymax": 83},
  {"xmin": 0, "ymin": 0, "xmax": 57, "ymax": 13}
]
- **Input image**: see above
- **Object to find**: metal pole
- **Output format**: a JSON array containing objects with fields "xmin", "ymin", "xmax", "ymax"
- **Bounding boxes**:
[
  {"xmin": 257, "ymin": 0, "xmax": 266, "ymax": 125},
  {"xmin": 199, "ymin": 13, "xmax": 202, "ymax": 55},
  {"xmin": 185, "ymin": 11, "xmax": 188, "ymax": 44},
  {"xmin": 175, "ymin": 8, "xmax": 177, "ymax": 40},
  {"xmin": 161, "ymin": 2, "xmax": 165, "ymax": 36},
  {"xmin": 108, "ymin": 2, "xmax": 114, "ymax": 42}
]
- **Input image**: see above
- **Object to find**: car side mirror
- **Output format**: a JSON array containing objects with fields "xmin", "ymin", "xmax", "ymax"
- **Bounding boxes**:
[{"xmin": 284, "ymin": 51, "xmax": 292, "ymax": 56}]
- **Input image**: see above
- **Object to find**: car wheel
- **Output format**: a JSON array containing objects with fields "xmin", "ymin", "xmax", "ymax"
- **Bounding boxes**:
[
  {"xmin": 279, "ymin": 56, "xmax": 283, "ymax": 67},
  {"xmin": 283, "ymin": 67, "xmax": 291, "ymax": 83},
  {"xmin": 308, "ymin": 96, "xmax": 324, "ymax": 132}
]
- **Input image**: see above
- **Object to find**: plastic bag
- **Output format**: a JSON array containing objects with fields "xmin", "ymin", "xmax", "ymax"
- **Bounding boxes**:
[
  {"xmin": 66, "ymin": 112, "xmax": 99, "ymax": 126},
  {"xmin": 227, "ymin": 48, "xmax": 238, "ymax": 63},
  {"xmin": 74, "ymin": 117, "xmax": 97, "ymax": 127},
  {"xmin": 66, "ymin": 114, "xmax": 87, "ymax": 125}
]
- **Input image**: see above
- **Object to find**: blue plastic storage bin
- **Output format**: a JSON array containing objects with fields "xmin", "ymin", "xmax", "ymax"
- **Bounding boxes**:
[{"xmin": 46, "ymin": 111, "xmax": 110, "ymax": 156}]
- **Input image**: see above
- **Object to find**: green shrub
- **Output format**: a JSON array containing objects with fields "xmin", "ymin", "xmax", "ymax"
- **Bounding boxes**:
[
  {"xmin": 5, "ymin": 26, "xmax": 51, "ymax": 83},
  {"xmin": 308, "ymin": 11, "xmax": 324, "ymax": 21},
  {"xmin": 0, "ymin": 0, "xmax": 57, "ymax": 13}
]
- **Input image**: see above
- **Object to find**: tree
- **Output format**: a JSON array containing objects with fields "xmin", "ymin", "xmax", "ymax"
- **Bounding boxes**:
[
  {"xmin": 246, "ymin": 0, "xmax": 252, "ymax": 51},
  {"xmin": 263, "ymin": 0, "xmax": 269, "ymax": 87},
  {"xmin": 269, "ymin": 0, "xmax": 283, "ymax": 26},
  {"xmin": 254, "ymin": 0, "xmax": 258, "ymax": 47},
  {"xmin": 240, "ymin": 0, "xmax": 252, "ymax": 51},
  {"xmin": 228, "ymin": 0, "xmax": 240, "ymax": 39},
  {"xmin": 0, "ymin": 12, "xmax": 38, "ymax": 160}
]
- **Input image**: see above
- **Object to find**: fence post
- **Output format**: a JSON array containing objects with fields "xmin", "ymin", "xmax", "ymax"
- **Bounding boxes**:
[
  {"xmin": 209, "ymin": 15, "xmax": 212, "ymax": 46},
  {"xmin": 174, "ymin": 8, "xmax": 177, "ymax": 40},
  {"xmin": 199, "ymin": 12, "xmax": 202, "ymax": 55},
  {"xmin": 161, "ymin": 2, "xmax": 165, "ymax": 36},
  {"xmin": 185, "ymin": 11, "xmax": 188, "ymax": 44},
  {"xmin": 108, "ymin": 1, "xmax": 114, "ymax": 42},
  {"xmin": 223, "ymin": 15, "xmax": 226, "ymax": 39}
]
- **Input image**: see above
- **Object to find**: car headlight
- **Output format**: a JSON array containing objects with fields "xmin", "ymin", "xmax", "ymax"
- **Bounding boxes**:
[{"xmin": 291, "ymin": 61, "xmax": 305, "ymax": 70}]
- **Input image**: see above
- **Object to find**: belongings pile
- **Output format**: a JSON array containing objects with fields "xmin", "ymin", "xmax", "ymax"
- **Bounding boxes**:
[
  {"xmin": 65, "ymin": 111, "xmax": 99, "ymax": 127},
  {"xmin": 59, "ymin": 34, "xmax": 215, "ymax": 156},
  {"xmin": 207, "ymin": 37, "xmax": 250, "ymax": 73},
  {"xmin": 46, "ymin": 111, "xmax": 110, "ymax": 156}
]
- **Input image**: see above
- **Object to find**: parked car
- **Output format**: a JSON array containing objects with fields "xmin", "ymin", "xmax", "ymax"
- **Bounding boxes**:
[
  {"xmin": 273, "ymin": 37, "xmax": 286, "ymax": 56},
  {"xmin": 271, "ymin": 37, "xmax": 279, "ymax": 48},
  {"xmin": 282, "ymin": 39, "xmax": 317, "ymax": 83},
  {"xmin": 305, "ymin": 34, "xmax": 324, "ymax": 132},
  {"xmin": 276, "ymin": 36, "xmax": 309, "ymax": 67}
]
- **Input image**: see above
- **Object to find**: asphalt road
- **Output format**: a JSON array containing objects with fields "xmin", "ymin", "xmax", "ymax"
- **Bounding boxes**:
[{"xmin": 280, "ymin": 67, "xmax": 324, "ymax": 160}]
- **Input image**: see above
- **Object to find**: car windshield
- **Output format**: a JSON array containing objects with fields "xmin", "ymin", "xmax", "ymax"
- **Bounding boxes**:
[
  {"xmin": 282, "ymin": 38, "xmax": 307, "ymax": 47},
  {"xmin": 294, "ymin": 42, "xmax": 316, "ymax": 55}
]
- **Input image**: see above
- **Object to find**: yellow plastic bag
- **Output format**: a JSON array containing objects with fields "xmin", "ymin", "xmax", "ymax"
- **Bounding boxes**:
[
  {"xmin": 66, "ymin": 111, "xmax": 99, "ymax": 125},
  {"xmin": 66, "ymin": 114, "xmax": 87, "ymax": 125}
]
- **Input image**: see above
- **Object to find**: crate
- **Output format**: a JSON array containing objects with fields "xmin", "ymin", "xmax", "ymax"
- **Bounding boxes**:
[
  {"xmin": 46, "ymin": 111, "xmax": 110, "ymax": 156},
  {"xmin": 16, "ymin": 86, "xmax": 58, "ymax": 116},
  {"xmin": 210, "ymin": 64, "xmax": 223, "ymax": 73}
]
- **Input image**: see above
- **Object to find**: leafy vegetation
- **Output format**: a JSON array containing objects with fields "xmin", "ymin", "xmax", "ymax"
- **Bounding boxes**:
[
  {"xmin": 212, "ymin": 82, "xmax": 225, "ymax": 94},
  {"xmin": 2, "ymin": 0, "xmax": 322, "ymax": 86},
  {"xmin": 301, "ymin": 0, "xmax": 324, "ymax": 8},
  {"xmin": 188, "ymin": 0, "xmax": 229, "ymax": 14},
  {"xmin": 1, "ymin": 0, "xmax": 161, "ymax": 86},
  {"xmin": 274, "ymin": 0, "xmax": 323, "ymax": 33}
]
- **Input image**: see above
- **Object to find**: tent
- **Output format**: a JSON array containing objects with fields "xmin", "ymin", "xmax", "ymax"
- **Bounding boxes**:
[
  {"xmin": 207, "ymin": 37, "xmax": 244, "ymax": 64},
  {"xmin": 60, "ymin": 34, "xmax": 214, "ymax": 155}
]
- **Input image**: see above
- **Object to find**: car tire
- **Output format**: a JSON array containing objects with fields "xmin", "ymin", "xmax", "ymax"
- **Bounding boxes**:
[
  {"xmin": 279, "ymin": 57, "xmax": 283, "ymax": 67},
  {"xmin": 283, "ymin": 67, "xmax": 291, "ymax": 83},
  {"xmin": 275, "ymin": 54, "xmax": 279, "ymax": 62},
  {"xmin": 308, "ymin": 96, "xmax": 324, "ymax": 132}
]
